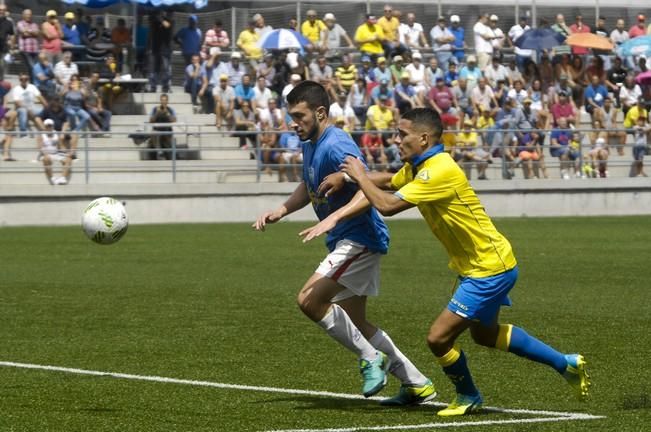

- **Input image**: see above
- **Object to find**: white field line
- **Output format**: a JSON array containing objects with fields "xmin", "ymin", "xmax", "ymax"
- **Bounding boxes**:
[{"xmin": 0, "ymin": 360, "xmax": 605, "ymax": 429}]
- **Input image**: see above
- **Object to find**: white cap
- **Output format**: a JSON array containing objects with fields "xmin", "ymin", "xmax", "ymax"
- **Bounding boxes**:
[
  {"xmin": 252, "ymin": 13, "xmax": 262, "ymax": 21},
  {"xmin": 231, "ymin": 51, "xmax": 242, "ymax": 59},
  {"xmin": 44, "ymin": 118, "xmax": 54, "ymax": 126},
  {"xmin": 450, "ymin": 15, "xmax": 460, "ymax": 23},
  {"xmin": 324, "ymin": 13, "xmax": 335, "ymax": 21},
  {"xmin": 490, "ymin": 14, "xmax": 499, "ymax": 21},
  {"xmin": 412, "ymin": 51, "xmax": 422, "ymax": 59},
  {"xmin": 596, "ymin": 137, "xmax": 606, "ymax": 145},
  {"xmin": 290, "ymin": 73, "xmax": 302, "ymax": 81}
]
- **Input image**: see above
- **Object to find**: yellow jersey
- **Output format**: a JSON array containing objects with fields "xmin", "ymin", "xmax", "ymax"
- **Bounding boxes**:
[
  {"xmin": 391, "ymin": 148, "xmax": 517, "ymax": 278},
  {"xmin": 623, "ymin": 106, "xmax": 648, "ymax": 128},
  {"xmin": 365, "ymin": 104, "xmax": 393, "ymax": 130},
  {"xmin": 301, "ymin": 19, "xmax": 326, "ymax": 43},
  {"xmin": 377, "ymin": 16, "xmax": 399, "ymax": 42},
  {"xmin": 237, "ymin": 30, "xmax": 262, "ymax": 59},
  {"xmin": 354, "ymin": 23, "xmax": 385, "ymax": 55}
]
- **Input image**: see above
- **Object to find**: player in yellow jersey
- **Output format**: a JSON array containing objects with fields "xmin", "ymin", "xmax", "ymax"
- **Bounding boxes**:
[{"xmin": 300, "ymin": 108, "xmax": 591, "ymax": 416}]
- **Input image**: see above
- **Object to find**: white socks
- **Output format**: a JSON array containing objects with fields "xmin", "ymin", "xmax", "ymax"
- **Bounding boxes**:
[
  {"xmin": 369, "ymin": 329, "xmax": 429, "ymax": 386},
  {"xmin": 317, "ymin": 304, "xmax": 378, "ymax": 361}
]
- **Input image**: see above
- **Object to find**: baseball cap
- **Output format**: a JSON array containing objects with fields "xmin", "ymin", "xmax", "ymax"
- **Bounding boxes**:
[
  {"xmin": 393, "ymin": 55, "xmax": 403, "ymax": 62},
  {"xmin": 467, "ymin": 54, "xmax": 477, "ymax": 63},
  {"xmin": 324, "ymin": 13, "xmax": 335, "ymax": 21},
  {"xmin": 290, "ymin": 73, "xmax": 302, "ymax": 81},
  {"xmin": 523, "ymin": 97, "xmax": 533, "ymax": 104},
  {"xmin": 64, "ymin": 12, "xmax": 75, "ymax": 20},
  {"xmin": 231, "ymin": 51, "xmax": 242, "ymax": 59},
  {"xmin": 366, "ymin": 14, "xmax": 377, "ymax": 21},
  {"xmin": 490, "ymin": 14, "xmax": 499, "ymax": 21},
  {"xmin": 252, "ymin": 13, "xmax": 262, "ymax": 21},
  {"xmin": 520, "ymin": 15, "xmax": 528, "ymax": 21},
  {"xmin": 338, "ymin": 91, "xmax": 347, "ymax": 98},
  {"xmin": 189, "ymin": 15, "xmax": 198, "ymax": 22},
  {"xmin": 46, "ymin": 10, "xmax": 57, "ymax": 17},
  {"xmin": 463, "ymin": 118, "xmax": 473, "ymax": 126},
  {"xmin": 438, "ymin": 16, "xmax": 446, "ymax": 22},
  {"xmin": 361, "ymin": 55, "xmax": 371, "ymax": 62},
  {"xmin": 596, "ymin": 137, "xmax": 606, "ymax": 145},
  {"xmin": 44, "ymin": 118, "xmax": 54, "ymax": 126},
  {"xmin": 377, "ymin": 56, "xmax": 386, "ymax": 63},
  {"xmin": 400, "ymin": 71, "xmax": 410, "ymax": 79},
  {"xmin": 412, "ymin": 52, "xmax": 422, "ymax": 59},
  {"xmin": 219, "ymin": 74, "xmax": 228, "ymax": 81},
  {"xmin": 450, "ymin": 15, "xmax": 460, "ymax": 23},
  {"xmin": 379, "ymin": 94, "xmax": 389, "ymax": 101}
]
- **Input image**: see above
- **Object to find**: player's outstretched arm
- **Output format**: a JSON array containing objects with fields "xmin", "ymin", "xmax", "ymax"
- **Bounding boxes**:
[
  {"xmin": 299, "ymin": 190, "xmax": 370, "ymax": 243},
  {"xmin": 341, "ymin": 156, "xmax": 414, "ymax": 217},
  {"xmin": 317, "ymin": 170, "xmax": 395, "ymax": 197},
  {"xmin": 253, "ymin": 182, "xmax": 311, "ymax": 231}
]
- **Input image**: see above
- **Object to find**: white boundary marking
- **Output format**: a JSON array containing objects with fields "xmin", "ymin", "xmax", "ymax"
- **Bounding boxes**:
[{"xmin": 0, "ymin": 360, "xmax": 604, "ymax": 431}]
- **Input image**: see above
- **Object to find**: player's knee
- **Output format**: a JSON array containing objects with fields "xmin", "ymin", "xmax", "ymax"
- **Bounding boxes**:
[
  {"xmin": 470, "ymin": 329, "xmax": 497, "ymax": 347},
  {"xmin": 426, "ymin": 328, "xmax": 452, "ymax": 355}
]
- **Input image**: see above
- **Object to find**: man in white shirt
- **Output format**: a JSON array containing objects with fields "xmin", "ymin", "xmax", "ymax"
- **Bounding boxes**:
[
  {"xmin": 253, "ymin": 75, "xmax": 273, "ymax": 111},
  {"xmin": 329, "ymin": 91, "xmax": 357, "ymax": 130},
  {"xmin": 610, "ymin": 19, "xmax": 632, "ymax": 69},
  {"xmin": 53, "ymin": 51, "xmax": 78, "ymax": 90},
  {"xmin": 430, "ymin": 16, "xmax": 455, "ymax": 72},
  {"xmin": 508, "ymin": 16, "xmax": 533, "ymax": 71},
  {"xmin": 473, "ymin": 14, "xmax": 494, "ymax": 70},
  {"xmin": 399, "ymin": 13, "xmax": 429, "ymax": 52},
  {"xmin": 405, "ymin": 51, "xmax": 426, "ymax": 94},
  {"xmin": 252, "ymin": 13, "xmax": 273, "ymax": 38},
  {"xmin": 12, "ymin": 72, "xmax": 47, "ymax": 134},
  {"xmin": 488, "ymin": 15, "xmax": 506, "ymax": 52},
  {"xmin": 471, "ymin": 77, "xmax": 498, "ymax": 114},
  {"xmin": 483, "ymin": 55, "xmax": 510, "ymax": 88}
]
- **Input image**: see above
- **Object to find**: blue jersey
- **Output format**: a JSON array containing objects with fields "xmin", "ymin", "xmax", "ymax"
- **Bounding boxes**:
[{"xmin": 302, "ymin": 126, "xmax": 389, "ymax": 253}]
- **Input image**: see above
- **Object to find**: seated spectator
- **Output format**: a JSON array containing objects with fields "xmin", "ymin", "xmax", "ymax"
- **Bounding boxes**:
[
  {"xmin": 506, "ymin": 58, "xmax": 523, "ymax": 84},
  {"xmin": 484, "ymin": 55, "xmax": 510, "ymax": 88},
  {"xmin": 476, "ymin": 106, "xmax": 495, "ymax": 149},
  {"xmin": 54, "ymin": 51, "xmax": 78, "ymax": 90},
  {"xmin": 528, "ymin": 79, "xmax": 546, "ymax": 113},
  {"xmin": 454, "ymin": 118, "xmax": 489, "ymax": 180},
  {"xmin": 235, "ymin": 74, "xmax": 256, "ymax": 109},
  {"xmin": 359, "ymin": 131, "xmax": 388, "ymax": 171},
  {"xmin": 259, "ymin": 119, "xmax": 283, "ymax": 178},
  {"xmin": 459, "ymin": 55, "xmax": 481, "ymax": 89},
  {"xmin": 515, "ymin": 132, "xmax": 543, "ymax": 179},
  {"xmin": 586, "ymin": 136, "xmax": 609, "ymax": 178},
  {"xmin": 444, "ymin": 61, "xmax": 459, "ymax": 87},
  {"xmin": 370, "ymin": 78, "xmax": 394, "ymax": 107},
  {"xmin": 233, "ymin": 100, "xmax": 257, "ymax": 149},
  {"xmin": 252, "ymin": 13, "xmax": 273, "ymax": 38},
  {"xmin": 329, "ymin": 91, "xmax": 356, "ymax": 131},
  {"xmin": 309, "ymin": 56, "xmax": 335, "ymax": 98},
  {"xmin": 372, "ymin": 56, "xmax": 392, "ymax": 84},
  {"xmin": 358, "ymin": 55, "xmax": 376, "ymax": 84},
  {"xmin": 149, "ymin": 93, "xmax": 177, "ymax": 160},
  {"xmin": 551, "ymin": 90, "xmax": 578, "ymax": 127},
  {"xmin": 405, "ymin": 51, "xmax": 426, "ymax": 94},
  {"xmin": 236, "ymin": 20, "xmax": 262, "ymax": 62},
  {"xmin": 258, "ymin": 97, "xmax": 285, "ymax": 131},
  {"xmin": 184, "ymin": 55, "xmax": 206, "ymax": 113},
  {"xmin": 335, "ymin": 54, "xmax": 357, "ymax": 94},
  {"xmin": 598, "ymin": 96, "xmax": 626, "ymax": 156},
  {"xmin": 213, "ymin": 74, "xmax": 235, "ymax": 129},
  {"xmin": 97, "ymin": 53, "xmax": 121, "ymax": 111},
  {"xmin": 584, "ymin": 74, "xmax": 608, "ymax": 122},
  {"xmin": 324, "ymin": 13, "xmax": 354, "ymax": 58},
  {"xmin": 631, "ymin": 116, "xmax": 650, "ymax": 177},
  {"xmin": 488, "ymin": 98, "xmax": 528, "ymax": 178},
  {"xmin": 86, "ymin": 17, "xmax": 113, "ymax": 62},
  {"xmin": 394, "ymin": 72, "xmax": 423, "ymax": 114},
  {"xmin": 399, "ymin": 13, "xmax": 429, "ymax": 53},
  {"xmin": 281, "ymin": 74, "xmax": 302, "ymax": 106},
  {"xmin": 365, "ymin": 95, "xmax": 394, "ymax": 153},
  {"xmin": 606, "ymin": 57, "xmax": 627, "ymax": 106},
  {"xmin": 349, "ymin": 78, "xmax": 369, "ymax": 125},
  {"xmin": 424, "ymin": 57, "xmax": 444, "ymax": 89},
  {"xmin": 174, "ymin": 15, "xmax": 202, "ymax": 66},
  {"xmin": 39, "ymin": 118, "xmax": 71, "ymax": 185},
  {"xmin": 225, "ymin": 52, "xmax": 247, "ymax": 88},
  {"xmin": 256, "ymin": 53, "xmax": 276, "ymax": 88},
  {"xmin": 83, "ymin": 73, "xmax": 112, "ymax": 133},
  {"xmin": 41, "ymin": 10, "xmax": 63, "ymax": 63},
  {"xmin": 471, "ymin": 77, "xmax": 498, "ymax": 115},
  {"xmin": 32, "ymin": 52, "xmax": 56, "ymax": 98},
  {"xmin": 451, "ymin": 78, "xmax": 473, "ymax": 126},
  {"xmin": 355, "ymin": 14, "xmax": 385, "ymax": 60},
  {"xmin": 301, "ymin": 10, "xmax": 327, "ymax": 55},
  {"xmin": 389, "ymin": 55, "xmax": 406, "ymax": 85},
  {"xmin": 550, "ymin": 117, "xmax": 577, "ymax": 179},
  {"xmin": 383, "ymin": 137, "xmax": 403, "ymax": 173},
  {"xmin": 507, "ymin": 79, "xmax": 528, "ymax": 109},
  {"xmin": 278, "ymin": 131, "xmax": 302, "ymax": 181},
  {"xmin": 12, "ymin": 73, "xmax": 47, "ymax": 135},
  {"xmin": 428, "ymin": 77, "xmax": 457, "ymax": 116},
  {"xmin": 63, "ymin": 75, "xmax": 90, "ymax": 136},
  {"xmin": 0, "ymin": 81, "xmax": 17, "ymax": 161},
  {"xmin": 202, "ymin": 20, "xmax": 230, "ymax": 58},
  {"xmin": 619, "ymin": 75, "xmax": 642, "ymax": 115},
  {"xmin": 377, "ymin": 5, "xmax": 403, "ymax": 59}
]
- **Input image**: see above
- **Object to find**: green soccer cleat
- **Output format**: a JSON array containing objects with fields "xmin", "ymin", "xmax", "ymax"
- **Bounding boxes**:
[
  {"xmin": 437, "ymin": 393, "xmax": 483, "ymax": 417},
  {"xmin": 380, "ymin": 379, "xmax": 437, "ymax": 406},
  {"xmin": 563, "ymin": 354, "xmax": 591, "ymax": 400},
  {"xmin": 360, "ymin": 352, "xmax": 388, "ymax": 397}
]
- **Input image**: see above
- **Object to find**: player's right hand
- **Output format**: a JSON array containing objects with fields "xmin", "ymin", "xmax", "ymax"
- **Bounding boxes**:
[
  {"xmin": 298, "ymin": 217, "xmax": 336, "ymax": 243},
  {"xmin": 252, "ymin": 210, "xmax": 282, "ymax": 231},
  {"xmin": 317, "ymin": 172, "xmax": 345, "ymax": 197}
]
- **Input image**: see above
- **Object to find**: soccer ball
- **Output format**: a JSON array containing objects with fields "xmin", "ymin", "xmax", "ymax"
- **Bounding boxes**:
[{"xmin": 81, "ymin": 197, "xmax": 129, "ymax": 245}]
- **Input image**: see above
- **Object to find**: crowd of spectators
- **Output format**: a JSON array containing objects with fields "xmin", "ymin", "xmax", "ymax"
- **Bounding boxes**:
[{"xmin": 1, "ymin": 5, "xmax": 651, "ymax": 182}]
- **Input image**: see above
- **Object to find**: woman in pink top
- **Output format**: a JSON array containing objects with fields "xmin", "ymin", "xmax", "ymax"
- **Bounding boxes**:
[{"xmin": 42, "ymin": 10, "xmax": 63, "ymax": 61}]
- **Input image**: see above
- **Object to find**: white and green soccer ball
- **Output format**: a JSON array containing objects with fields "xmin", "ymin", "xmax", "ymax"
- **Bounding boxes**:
[{"xmin": 82, "ymin": 197, "xmax": 129, "ymax": 245}]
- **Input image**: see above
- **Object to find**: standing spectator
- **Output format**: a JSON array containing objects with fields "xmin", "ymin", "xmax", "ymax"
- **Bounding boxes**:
[
  {"xmin": 203, "ymin": 20, "xmax": 230, "ymax": 58},
  {"xmin": 335, "ymin": 54, "xmax": 357, "ymax": 94},
  {"xmin": 301, "ymin": 10, "xmax": 327, "ymax": 55},
  {"xmin": 309, "ymin": 56, "xmax": 335, "ymax": 98},
  {"xmin": 111, "ymin": 18, "xmax": 131, "ymax": 68},
  {"xmin": 54, "ymin": 51, "xmax": 78, "ymax": 91},
  {"xmin": 449, "ymin": 15, "xmax": 465, "ymax": 64},
  {"xmin": 32, "ymin": 52, "xmax": 56, "ymax": 98},
  {"xmin": 377, "ymin": 4, "xmax": 401, "ymax": 58},
  {"xmin": 63, "ymin": 75, "xmax": 90, "ymax": 133},
  {"xmin": 213, "ymin": 74, "xmax": 235, "ymax": 129},
  {"xmin": 592, "ymin": 16, "xmax": 611, "ymax": 69},
  {"xmin": 430, "ymin": 17, "xmax": 454, "ymax": 72},
  {"xmin": 41, "ymin": 10, "xmax": 63, "ymax": 63},
  {"xmin": 551, "ymin": 14, "xmax": 572, "ymax": 59},
  {"xmin": 631, "ymin": 116, "xmax": 650, "ymax": 177},
  {"xmin": 86, "ymin": 17, "xmax": 112, "ymax": 62},
  {"xmin": 398, "ymin": 12, "xmax": 429, "ymax": 53},
  {"xmin": 184, "ymin": 54, "xmax": 206, "ymax": 112},
  {"xmin": 0, "ymin": 4, "xmax": 14, "ymax": 81},
  {"xmin": 355, "ymin": 14, "xmax": 385, "ymax": 60},
  {"xmin": 62, "ymin": 12, "xmax": 81, "ymax": 48},
  {"xmin": 508, "ymin": 16, "xmax": 533, "ymax": 72},
  {"xmin": 323, "ymin": 13, "xmax": 354, "ymax": 59},
  {"xmin": 174, "ymin": 15, "xmax": 202, "ymax": 66},
  {"xmin": 12, "ymin": 73, "xmax": 46, "ymax": 135},
  {"xmin": 16, "ymin": 9, "xmax": 40, "ymax": 79},
  {"xmin": 252, "ymin": 13, "xmax": 273, "ymax": 38},
  {"xmin": 148, "ymin": 11, "xmax": 174, "ymax": 93},
  {"xmin": 473, "ymin": 14, "xmax": 494, "ymax": 70},
  {"xmin": 488, "ymin": 15, "xmax": 506, "ymax": 52},
  {"xmin": 75, "ymin": 9, "xmax": 90, "ymax": 44},
  {"xmin": 39, "ymin": 118, "xmax": 72, "ymax": 185},
  {"xmin": 149, "ymin": 93, "xmax": 177, "ymax": 160},
  {"xmin": 611, "ymin": 19, "xmax": 631, "ymax": 69},
  {"xmin": 569, "ymin": 15, "xmax": 590, "ymax": 56},
  {"xmin": 236, "ymin": 20, "xmax": 262, "ymax": 62},
  {"xmin": 628, "ymin": 14, "xmax": 647, "ymax": 39}
]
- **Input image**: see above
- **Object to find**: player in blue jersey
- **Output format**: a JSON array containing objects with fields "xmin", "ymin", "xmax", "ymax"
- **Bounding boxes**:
[{"xmin": 253, "ymin": 81, "xmax": 435, "ymax": 404}]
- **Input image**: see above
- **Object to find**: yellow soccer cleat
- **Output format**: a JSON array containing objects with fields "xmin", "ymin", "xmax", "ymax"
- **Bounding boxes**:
[
  {"xmin": 380, "ymin": 379, "xmax": 437, "ymax": 406},
  {"xmin": 563, "ymin": 354, "xmax": 591, "ymax": 400},
  {"xmin": 437, "ymin": 393, "xmax": 483, "ymax": 417}
]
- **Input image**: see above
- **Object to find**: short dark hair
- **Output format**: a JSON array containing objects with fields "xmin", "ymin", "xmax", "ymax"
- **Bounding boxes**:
[
  {"xmin": 401, "ymin": 108, "xmax": 443, "ymax": 143},
  {"xmin": 286, "ymin": 80, "xmax": 330, "ymax": 115}
]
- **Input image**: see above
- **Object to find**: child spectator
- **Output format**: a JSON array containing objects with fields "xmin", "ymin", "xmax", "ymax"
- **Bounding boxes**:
[{"xmin": 631, "ymin": 116, "xmax": 650, "ymax": 177}]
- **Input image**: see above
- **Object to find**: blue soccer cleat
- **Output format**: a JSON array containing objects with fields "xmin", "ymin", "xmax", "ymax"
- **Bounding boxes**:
[
  {"xmin": 360, "ymin": 352, "xmax": 388, "ymax": 397},
  {"xmin": 380, "ymin": 379, "xmax": 437, "ymax": 406},
  {"xmin": 563, "ymin": 354, "xmax": 591, "ymax": 400}
]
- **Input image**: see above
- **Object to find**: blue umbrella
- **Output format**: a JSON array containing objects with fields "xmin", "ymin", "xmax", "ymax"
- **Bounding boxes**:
[
  {"xmin": 62, "ymin": 0, "xmax": 207, "ymax": 8},
  {"xmin": 617, "ymin": 35, "xmax": 651, "ymax": 57},
  {"xmin": 258, "ymin": 29, "xmax": 310, "ymax": 51},
  {"xmin": 514, "ymin": 28, "xmax": 565, "ymax": 51}
]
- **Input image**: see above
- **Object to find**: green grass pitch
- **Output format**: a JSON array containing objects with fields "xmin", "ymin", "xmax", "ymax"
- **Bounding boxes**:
[{"xmin": 0, "ymin": 217, "xmax": 649, "ymax": 431}]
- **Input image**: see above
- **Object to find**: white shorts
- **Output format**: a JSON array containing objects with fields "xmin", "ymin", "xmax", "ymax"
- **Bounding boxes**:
[
  {"xmin": 281, "ymin": 151, "xmax": 303, "ymax": 164},
  {"xmin": 43, "ymin": 152, "xmax": 68, "ymax": 163},
  {"xmin": 315, "ymin": 239, "xmax": 381, "ymax": 302}
]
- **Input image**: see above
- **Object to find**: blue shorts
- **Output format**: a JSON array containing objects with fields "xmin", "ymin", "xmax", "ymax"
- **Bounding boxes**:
[{"xmin": 447, "ymin": 266, "xmax": 519, "ymax": 325}]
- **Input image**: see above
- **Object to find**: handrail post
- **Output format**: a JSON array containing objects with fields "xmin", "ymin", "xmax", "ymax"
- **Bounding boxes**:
[
  {"xmin": 256, "ymin": 132, "xmax": 261, "ymax": 183},
  {"xmin": 172, "ymin": 128, "xmax": 177, "ymax": 183},
  {"xmin": 84, "ymin": 131, "xmax": 90, "ymax": 184}
]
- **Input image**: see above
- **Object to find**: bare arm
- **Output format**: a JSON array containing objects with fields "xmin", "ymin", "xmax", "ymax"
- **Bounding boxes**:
[
  {"xmin": 253, "ymin": 182, "xmax": 311, "ymax": 231},
  {"xmin": 299, "ymin": 190, "xmax": 370, "ymax": 242}
]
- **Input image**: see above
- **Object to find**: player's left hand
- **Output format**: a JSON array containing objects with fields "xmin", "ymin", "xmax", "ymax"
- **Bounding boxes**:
[
  {"xmin": 340, "ymin": 156, "xmax": 366, "ymax": 183},
  {"xmin": 298, "ymin": 217, "xmax": 336, "ymax": 243},
  {"xmin": 317, "ymin": 172, "xmax": 345, "ymax": 197}
]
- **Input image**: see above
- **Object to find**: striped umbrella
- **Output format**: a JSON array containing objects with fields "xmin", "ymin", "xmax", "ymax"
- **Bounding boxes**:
[{"xmin": 258, "ymin": 29, "xmax": 310, "ymax": 50}]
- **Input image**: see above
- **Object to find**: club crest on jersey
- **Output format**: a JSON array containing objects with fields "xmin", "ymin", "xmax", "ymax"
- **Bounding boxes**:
[{"xmin": 416, "ymin": 170, "xmax": 430, "ymax": 181}]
